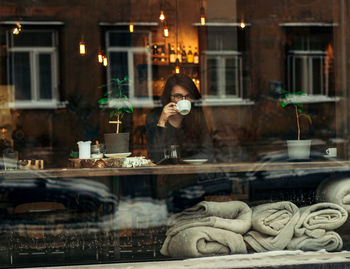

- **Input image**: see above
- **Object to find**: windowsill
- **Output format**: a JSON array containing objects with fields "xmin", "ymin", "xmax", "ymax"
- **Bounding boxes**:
[
  {"xmin": 99, "ymin": 98, "xmax": 159, "ymax": 110},
  {"xmin": 200, "ymin": 97, "xmax": 254, "ymax": 106},
  {"xmin": 279, "ymin": 94, "xmax": 340, "ymax": 104},
  {"xmin": 0, "ymin": 100, "xmax": 68, "ymax": 109}
]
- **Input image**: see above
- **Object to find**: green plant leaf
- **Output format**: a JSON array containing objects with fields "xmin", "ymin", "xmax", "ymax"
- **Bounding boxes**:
[
  {"xmin": 299, "ymin": 113, "xmax": 312, "ymax": 125},
  {"xmin": 98, "ymin": 97, "xmax": 109, "ymax": 104}
]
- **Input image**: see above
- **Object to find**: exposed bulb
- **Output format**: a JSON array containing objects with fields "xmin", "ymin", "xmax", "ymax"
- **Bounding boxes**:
[
  {"xmin": 129, "ymin": 23, "xmax": 134, "ymax": 33},
  {"xmin": 159, "ymin": 11, "xmax": 165, "ymax": 22}
]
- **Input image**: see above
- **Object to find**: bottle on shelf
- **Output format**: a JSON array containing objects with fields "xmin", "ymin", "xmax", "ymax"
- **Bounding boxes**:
[
  {"xmin": 187, "ymin": 46, "xmax": 194, "ymax": 63},
  {"xmin": 194, "ymin": 47, "xmax": 199, "ymax": 64},
  {"xmin": 177, "ymin": 46, "xmax": 182, "ymax": 63},
  {"xmin": 169, "ymin": 45, "xmax": 176, "ymax": 63},
  {"xmin": 181, "ymin": 45, "xmax": 187, "ymax": 63}
]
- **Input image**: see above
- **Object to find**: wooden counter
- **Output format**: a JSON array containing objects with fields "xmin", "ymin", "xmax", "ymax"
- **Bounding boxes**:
[{"xmin": 1, "ymin": 160, "xmax": 350, "ymax": 179}]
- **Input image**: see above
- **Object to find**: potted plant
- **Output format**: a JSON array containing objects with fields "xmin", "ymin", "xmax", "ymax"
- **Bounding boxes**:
[
  {"xmin": 279, "ymin": 90, "xmax": 312, "ymax": 160},
  {"xmin": 98, "ymin": 76, "xmax": 133, "ymax": 154}
]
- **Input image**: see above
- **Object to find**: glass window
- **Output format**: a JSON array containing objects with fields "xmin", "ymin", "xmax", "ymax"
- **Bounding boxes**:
[
  {"xmin": 0, "ymin": 1, "xmax": 350, "ymax": 268},
  {"xmin": 284, "ymin": 26, "xmax": 334, "ymax": 96},
  {"xmin": 106, "ymin": 30, "xmax": 153, "ymax": 105},
  {"xmin": 7, "ymin": 29, "xmax": 59, "ymax": 107}
]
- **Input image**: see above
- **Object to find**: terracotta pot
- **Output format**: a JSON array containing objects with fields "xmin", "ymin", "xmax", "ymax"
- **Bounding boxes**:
[
  {"xmin": 104, "ymin": 133, "xmax": 130, "ymax": 154},
  {"xmin": 287, "ymin": 140, "xmax": 311, "ymax": 160}
]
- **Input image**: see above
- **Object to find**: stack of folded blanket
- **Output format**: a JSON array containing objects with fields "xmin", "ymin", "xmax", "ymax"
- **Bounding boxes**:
[
  {"xmin": 160, "ymin": 201, "xmax": 252, "ymax": 257},
  {"xmin": 287, "ymin": 202, "xmax": 348, "ymax": 251},
  {"xmin": 316, "ymin": 177, "xmax": 350, "ymax": 213},
  {"xmin": 161, "ymin": 200, "xmax": 348, "ymax": 258},
  {"xmin": 243, "ymin": 201, "xmax": 300, "ymax": 252}
]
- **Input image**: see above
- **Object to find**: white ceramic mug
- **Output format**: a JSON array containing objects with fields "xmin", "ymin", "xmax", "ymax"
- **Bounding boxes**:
[
  {"xmin": 326, "ymin": 147, "xmax": 337, "ymax": 157},
  {"xmin": 176, "ymin": 100, "xmax": 191, "ymax": 115}
]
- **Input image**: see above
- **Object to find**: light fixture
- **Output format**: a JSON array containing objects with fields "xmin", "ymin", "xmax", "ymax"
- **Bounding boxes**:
[
  {"xmin": 200, "ymin": 7, "xmax": 206, "ymax": 25},
  {"xmin": 159, "ymin": 11, "xmax": 166, "ymax": 22},
  {"xmin": 129, "ymin": 23, "xmax": 134, "ymax": 33},
  {"xmin": 12, "ymin": 23, "xmax": 22, "ymax": 35},
  {"xmin": 200, "ymin": 0, "xmax": 206, "ymax": 26},
  {"xmin": 97, "ymin": 49, "xmax": 103, "ymax": 63},
  {"xmin": 79, "ymin": 38, "xmax": 86, "ymax": 55},
  {"xmin": 163, "ymin": 25, "xmax": 169, "ymax": 37},
  {"xmin": 103, "ymin": 55, "xmax": 108, "ymax": 66},
  {"xmin": 175, "ymin": 59, "xmax": 180, "ymax": 74},
  {"xmin": 240, "ymin": 18, "xmax": 246, "ymax": 29}
]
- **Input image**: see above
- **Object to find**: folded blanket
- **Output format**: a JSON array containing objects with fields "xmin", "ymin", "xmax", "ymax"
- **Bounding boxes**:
[
  {"xmin": 160, "ymin": 226, "xmax": 247, "ymax": 257},
  {"xmin": 244, "ymin": 201, "xmax": 300, "ymax": 252},
  {"xmin": 294, "ymin": 203, "xmax": 348, "ymax": 238},
  {"xmin": 166, "ymin": 201, "xmax": 252, "ymax": 236},
  {"xmin": 287, "ymin": 231, "xmax": 343, "ymax": 251},
  {"xmin": 316, "ymin": 177, "xmax": 350, "ymax": 213}
]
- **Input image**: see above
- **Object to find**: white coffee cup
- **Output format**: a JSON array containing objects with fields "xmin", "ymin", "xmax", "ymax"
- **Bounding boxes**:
[
  {"xmin": 176, "ymin": 100, "xmax": 191, "ymax": 115},
  {"xmin": 326, "ymin": 147, "xmax": 337, "ymax": 157}
]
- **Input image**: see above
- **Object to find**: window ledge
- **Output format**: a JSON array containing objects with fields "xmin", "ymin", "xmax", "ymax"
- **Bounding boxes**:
[
  {"xmin": 200, "ymin": 97, "xmax": 254, "ymax": 106},
  {"xmin": 279, "ymin": 95, "xmax": 340, "ymax": 104},
  {"xmin": 1, "ymin": 100, "xmax": 67, "ymax": 109}
]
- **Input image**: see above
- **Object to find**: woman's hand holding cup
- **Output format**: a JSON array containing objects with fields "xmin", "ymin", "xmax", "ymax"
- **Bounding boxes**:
[{"xmin": 158, "ymin": 102, "xmax": 178, "ymax": 127}]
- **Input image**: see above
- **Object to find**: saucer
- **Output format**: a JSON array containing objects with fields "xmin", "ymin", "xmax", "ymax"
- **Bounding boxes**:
[
  {"xmin": 104, "ymin": 152, "xmax": 132, "ymax": 158},
  {"xmin": 324, "ymin": 155, "xmax": 336, "ymax": 159},
  {"xmin": 182, "ymin": 159, "xmax": 208, "ymax": 165}
]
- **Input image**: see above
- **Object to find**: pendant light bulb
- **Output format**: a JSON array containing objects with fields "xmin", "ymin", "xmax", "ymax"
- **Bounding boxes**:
[
  {"xmin": 103, "ymin": 56, "xmax": 108, "ymax": 66},
  {"xmin": 175, "ymin": 59, "xmax": 180, "ymax": 74},
  {"xmin": 79, "ymin": 41, "xmax": 86, "ymax": 55},
  {"xmin": 12, "ymin": 23, "xmax": 22, "ymax": 35},
  {"xmin": 240, "ymin": 18, "xmax": 246, "ymax": 29},
  {"xmin": 129, "ymin": 23, "xmax": 134, "ymax": 33},
  {"xmin": 97, "ymin": 49, "xmax": 103, "ymax": 63},
  {"xmin": 163, "ymin": 26, "xmax": 169, "ymax": 37},
  {"xmin": 159, "ymin": 11, "xmax": 166, "ymax": 22},
  {"xmin": 200, "ymin": 7, "xmax": 206, "ymax": 25}
]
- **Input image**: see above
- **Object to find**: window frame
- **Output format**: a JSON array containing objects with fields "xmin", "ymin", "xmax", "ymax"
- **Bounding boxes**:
[
  {"xmin": 105, "ymin": 30, "xmax": 154, "ymax": 108},
  {"xmin": 6, "ymin": 29, "xmax": 60, "ymax": 109}
]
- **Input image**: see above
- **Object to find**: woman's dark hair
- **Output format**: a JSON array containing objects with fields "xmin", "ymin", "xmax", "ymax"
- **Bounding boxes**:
[{"xmin": 160, "ymin": 74, "xmax": 201, "ymax": 105}]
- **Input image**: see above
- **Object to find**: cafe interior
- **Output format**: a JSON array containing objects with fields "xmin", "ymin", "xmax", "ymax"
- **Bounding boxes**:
[{"xmin": 1, "ymin": 0, "xmax": 350, "ymax": 268}]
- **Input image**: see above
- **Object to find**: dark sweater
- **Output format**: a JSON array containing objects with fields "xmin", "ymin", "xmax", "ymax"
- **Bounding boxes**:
[{"xmin": 145, "ymin": 107, "xmax": 214, "ymax": 163}]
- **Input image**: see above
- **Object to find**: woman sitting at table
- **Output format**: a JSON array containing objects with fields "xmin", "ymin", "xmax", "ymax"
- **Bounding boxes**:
[{"xmin": 146, "ymin": 74, "xmax": 214, "ymax": 164}]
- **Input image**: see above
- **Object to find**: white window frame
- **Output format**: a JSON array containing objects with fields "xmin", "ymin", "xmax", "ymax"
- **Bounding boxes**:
[
  {"xmin": 201, "ymin": 50, "xmax": 253, "ymax": 106},
  {"xmin": 106, "ymin": 30, "xmax": 154, "ymax": 107},
  {"xmin": 287, "ymin": 50, "xmax": 329, "ymax": 96},
  {"xmin": 203, "ymin": 50, "xmax": 243, "ymax": 98},
  {"xmin": 6, "ymin": 29, "xmax": 60, "ymax": 109}
]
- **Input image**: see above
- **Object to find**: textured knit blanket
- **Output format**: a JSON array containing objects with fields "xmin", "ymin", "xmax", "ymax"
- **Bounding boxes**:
[
  {"xmin": 161, "ymin": 201, "xmax": 252, "ymax": 257},
  {"xmin": 166, "ymin": 201, "xmax": 252, "ymax": 236},
  {"xmin": 244, "ymin": 201, "xmax": 300, "ymax": 252},
  {"xmin": 160, "ymin": 226, "xmax": 247, "ymax": 257},
  {"xmin": 287, "ymin": 231, "xmax": 343, "ymax": 251},
  {"xmin": 316, "ymin": 177, "xmax": 350, "ymax": 213},
  {"xmin": 294, "ymin": 202, "xmax": 348, "ymax": 238}
]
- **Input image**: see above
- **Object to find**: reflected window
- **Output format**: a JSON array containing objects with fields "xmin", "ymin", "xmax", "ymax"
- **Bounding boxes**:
[
  {"xmin": 201, "ymin": 25, "xmax": 247, "ymax": 101},
  {"xmin": 284, "ymin": 26, "xmax": 334, "ymax": 96},
  {"xmin": 106, "ymin": 30, "xmax": 153, "ymax": 106},
  {"xmin": 7, "ymin": 29, "xmax": 59, "ymax": 107}
]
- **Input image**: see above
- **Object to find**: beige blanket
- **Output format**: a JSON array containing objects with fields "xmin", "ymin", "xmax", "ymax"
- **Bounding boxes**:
[
  {"xmin": 287, "ymin": 231, "xmax": 343, "ymax": 251},
  {"xmin": 160, "ymin": 226, "xmax": 247, "ymax": 257},
  {"xmin": 167, "ymin": 201, "xmax": 252, "ymax": 236},
  {"xmin": 294, "ymin": 203, "xmax": 348, "ymax": 238},
  {"xmin": 316, "ymin": 177, "xmax": 350, "ymax": 213},
  {"xmin": 161, "ymin": 201, "xmax": 251, "ymax": 258},
  {"xmin": 244, "ymin": 201, "xmax": 300, "ymax": 252}
]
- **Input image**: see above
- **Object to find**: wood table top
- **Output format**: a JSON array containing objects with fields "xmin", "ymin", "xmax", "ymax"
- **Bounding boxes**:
[{"xmin": 1, "ymin": 160, "xmax": 350, "ymax": 179}]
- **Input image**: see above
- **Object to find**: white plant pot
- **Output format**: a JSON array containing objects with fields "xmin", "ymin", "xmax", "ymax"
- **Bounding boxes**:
[{"xmin": 287, "ymin": 140, "xmax": 311, "ymax": 160}]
